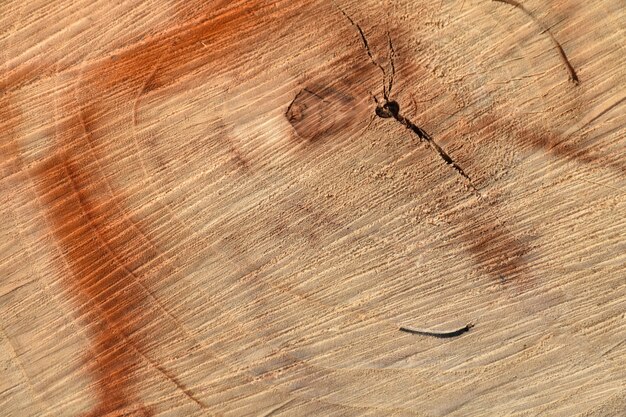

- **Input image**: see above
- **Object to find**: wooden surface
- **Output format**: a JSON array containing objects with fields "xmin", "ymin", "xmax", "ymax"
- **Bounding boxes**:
[{"xmin": 1, "ymin": 0, "xmax": 625, "ymax": 416}]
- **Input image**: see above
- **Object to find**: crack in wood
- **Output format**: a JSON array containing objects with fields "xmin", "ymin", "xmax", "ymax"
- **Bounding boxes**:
[
  {"xmin": 335, "ymin": 5, "xmax": 476, "ymax": 190},
  {"xmin": 375, "ymin": 99, "xmax": 478, "ymax": 191},
  {"xmin": 334, "ymin": 2, "xmax": 393, "ymax": 100}
]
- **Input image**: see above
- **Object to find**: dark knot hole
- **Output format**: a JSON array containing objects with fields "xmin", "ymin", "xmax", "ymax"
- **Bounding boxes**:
[{"xmin": 375, "ymin": 100, "xmax": 400, "ymax": 119}]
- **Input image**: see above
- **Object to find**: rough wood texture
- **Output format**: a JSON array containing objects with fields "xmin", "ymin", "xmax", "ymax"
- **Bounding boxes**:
[{"xmin": 1, "ymin": 1, "xmax": 625, "ymax": 416}]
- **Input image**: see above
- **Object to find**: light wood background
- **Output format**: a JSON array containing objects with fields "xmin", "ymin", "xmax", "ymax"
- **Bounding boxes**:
[{"xmin": 1, "ymin": 0, "xmax": 625, "ymax": 416}]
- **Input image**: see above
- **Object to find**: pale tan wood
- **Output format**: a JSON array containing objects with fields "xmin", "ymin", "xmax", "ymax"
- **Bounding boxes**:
[{"xmin": 1, "ymin": 0, "xmax": 625, "ymax": 416}]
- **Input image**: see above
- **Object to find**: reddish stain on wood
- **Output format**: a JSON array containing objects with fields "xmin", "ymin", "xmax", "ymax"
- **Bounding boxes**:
[
  {"xmin": 33, "ymin": 149, "xmax": 154, "ymax": 416},
  {"xmin": 20, "ymin": 1, "xmax": 280, "ymax": 415}
]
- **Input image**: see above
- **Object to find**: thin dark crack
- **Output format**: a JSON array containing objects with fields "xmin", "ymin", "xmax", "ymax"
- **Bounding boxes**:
[
  {"xmin": 377, "ymin": 100, "xmax": 476, "ymax": 188},
  {"xmin": 303, "ymin": 88, "xmax": 330, "ymax": 103},
  {"xmin": 493, "ymin": 0, "xmax": 579, "ymax": 85},
  {"xmin": 151, "ymin": 361, "xmax": 208, "ymax": 409},
  {"xmin": 335, "ymin": 3, "xmax": 390, "ymax": 99},
  {"xmin": 539, "ymin": 16, "xmax": 568, "ymax": 36},
  {"xmin": 285, "ymin": 92, "xmax": 300, "ymax": 118},
  {"xmin": 399, "ymin": 113, "xmax": 475, "ymax": 184},
  {"xmin": 387, "ymin": 33, "xmax": 396, "ymax": 98}
]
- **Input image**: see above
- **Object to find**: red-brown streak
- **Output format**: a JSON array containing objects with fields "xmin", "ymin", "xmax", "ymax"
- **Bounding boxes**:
[
  {"xmin": 472, "ymin": 112, "xmax": 625, "ymax": 178},
  {"xmin": 33, "ymin": 146, "xmax": 154, "ymax": 416},
  {"xmin": 22, "ymin": 1, "xmax": 280, "ymax": 415},
  {"xmin": 456, "ymin": 109, "xmax": 625, "ymax": 291}
]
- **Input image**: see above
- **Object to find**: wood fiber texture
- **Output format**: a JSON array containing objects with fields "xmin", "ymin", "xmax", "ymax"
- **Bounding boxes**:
[{"xmin": 1, "ymin": 0, "xmax": 625, "ymax": 416}]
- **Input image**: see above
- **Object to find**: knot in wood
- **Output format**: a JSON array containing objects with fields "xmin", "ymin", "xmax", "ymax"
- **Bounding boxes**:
[{"xmin": 285, "ymin": 86, "xmax": 356, "ymax": 142}]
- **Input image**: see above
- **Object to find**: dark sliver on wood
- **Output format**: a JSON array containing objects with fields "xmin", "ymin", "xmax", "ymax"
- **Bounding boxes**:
[{"xmin": 399, "ymin": 323, "xmax": 474, "ymax": 338}]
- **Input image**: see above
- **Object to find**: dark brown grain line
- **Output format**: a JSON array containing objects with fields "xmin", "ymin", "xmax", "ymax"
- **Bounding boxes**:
[{"xmin": 493, "ymin": 0, "xmax": 579, "ymax": 85}]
